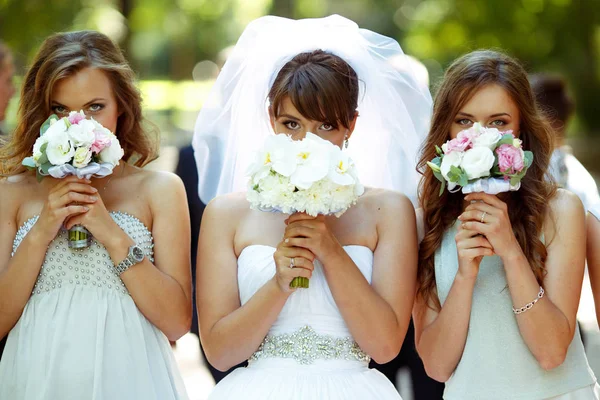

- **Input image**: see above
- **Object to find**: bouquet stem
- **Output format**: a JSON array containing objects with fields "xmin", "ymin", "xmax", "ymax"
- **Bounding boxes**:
[
  {"xmin": 289, "ymin": 277, "xmax": 309, "ymax": 289},
  {"xmin": 68, "ymin": 225, "xmax": 92, "ymax": 249}
]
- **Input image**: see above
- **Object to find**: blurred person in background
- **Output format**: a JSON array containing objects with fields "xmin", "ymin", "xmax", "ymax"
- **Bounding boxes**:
[
  {"xmin": 0, "ymin": 40, "xmax": 16, "ymax": 137},
  {"xmin": 530, "ymin": 74, "xmax": 600, "ymax": 213},
  {"xmin": 0, "ymin": 39, "xmax": 16, "ymax": 362}
]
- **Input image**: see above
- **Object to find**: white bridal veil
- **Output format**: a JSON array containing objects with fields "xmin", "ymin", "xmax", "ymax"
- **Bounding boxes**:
[{"xmin": 193, "ymin": 14, "xmax": 433, "ymax": 206}]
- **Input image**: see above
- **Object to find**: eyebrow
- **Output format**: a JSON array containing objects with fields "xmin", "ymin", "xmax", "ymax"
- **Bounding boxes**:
[
  {"xmin": 457, "ymin": 112, "xmax": 511, "ymax": 118},
  {"xmin": 276, "ymin": 113, "xmax": 301, "ymax": 121},
  {"xmin": 51, "ymin": 98, "xmax": 107, "ymax": 107}
]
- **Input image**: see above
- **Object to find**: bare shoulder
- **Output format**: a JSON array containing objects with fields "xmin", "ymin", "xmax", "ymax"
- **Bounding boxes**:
[
  {"xmin": 359, "ymin": 187, "xmax": 415, "ymax": 217},
  {"xmin": 545, "ymin": 189, "xmax": 585, "ymax": 240},
  {"xmin": 138, "ymin": 168, "xmax": 185, "ymax": 192},
  {"xmin": 0, "ymin": 173, "xmax": 37, "ymax": 217},
  {"xmin": 204, "ymin": 192, "xmax": 249, "ymax": 219}
]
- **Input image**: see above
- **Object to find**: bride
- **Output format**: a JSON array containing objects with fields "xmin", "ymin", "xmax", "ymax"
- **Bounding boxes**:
[{"xmin": 193, "ymin": 15, "xmax": 432, "ymax": 399}]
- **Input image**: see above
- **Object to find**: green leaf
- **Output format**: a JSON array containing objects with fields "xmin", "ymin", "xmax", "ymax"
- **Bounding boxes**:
[
  {"xmin": 39, "ymin": 162, "xmax": 52, "ymax": 175},
  {"xmin": 458, "ymin": 173, "xmax": 468, "ymax": 187},
  {"xmin": 438, "ymin": 178, "xmax": 446, "ymax": 196},
  {"xmin": 497, "ymin": 133, "xmax": 515, "ymax": 146},
  {"xmin": 432, "ymin": 170, "xmax": 445, "ymax": 184},
  {"xmin": 22, "ymin": 157, "xmax": 37, "ymax": 169},
  {"xmin": 40, "ymin": 115, "xmax": 60, "ymax": 136},
  {"xmin": 523, "ymin": 151, "xmax": 534, "ymax": 168},
  {"xmin": 37, "ymin": 150, "xmax": 48, "ymax": 166},
  {"xmin": 36, "ymin": 169, "xmax": 44, "ymax": 182},
  {"xmin": 427, "ymin": 160, "xmax": 441, "ymax": 173}
]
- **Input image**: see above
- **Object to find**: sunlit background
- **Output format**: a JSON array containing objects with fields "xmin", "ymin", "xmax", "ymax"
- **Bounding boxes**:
[{"xmin": 1, "ymin": 1, "xmax": 599, "ymax": 399}]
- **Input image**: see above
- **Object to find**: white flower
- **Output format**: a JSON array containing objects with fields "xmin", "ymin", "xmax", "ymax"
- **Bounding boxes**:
[
  {"xmin": 290, "ymin": 132, "xmax": 331, "ymax": 189},
  {"xmin": 472, "ymin": 128, "xmax": 502, "ymax": 150},
  {"xmin": 328, "ymin": 146, "xmax": 357, "ymax": 186},
  {"xmin": 72, "ymin": 147, "xmax": 93, "ymax": 168},
  {"xmin": 461, "ymin": 147, "xmax": 495, "ymax": 180},
  {"xmin": 98, "ymin": 136, "xmax": 124, "ymax": 166},
  {"xmin": 32, "ymin": 135, "xmax": 49, "ymax": 164},
  {"xmin": 440, "ymin": 150, "xmax": 463, "ymax": 191},
  {"xmin": 513, "ymin": 138, "xmax": 522, "ymax": 148},
  {"xmin": 45, "ymin": 123, "xmax": 75, "ymax": 166},
  {"xmin": 67, "ymin": 119, "xmax": 95, "ymax": 148},
  {"xmin": 247, "ymin": 134, "xmax": 296, "ymax": 183}
]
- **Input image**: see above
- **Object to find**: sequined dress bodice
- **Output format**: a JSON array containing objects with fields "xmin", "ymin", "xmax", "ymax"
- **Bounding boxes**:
[
  {"xmin": 0, "ymin": 212, "xmax": 189, "ymax": 400},
  {"xmin": 13, "ymin": 212, "xmax": 154, "ymax": 297}
]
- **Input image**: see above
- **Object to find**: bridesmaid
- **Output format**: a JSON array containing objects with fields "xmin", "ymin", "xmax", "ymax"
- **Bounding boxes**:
[
  {"xmin": 413, "ymin": 50, "xmax": 598, "ymax": 399},
  {"xmin": 0, "ymin": 31, "xmax": 190, "ymax": 399}
]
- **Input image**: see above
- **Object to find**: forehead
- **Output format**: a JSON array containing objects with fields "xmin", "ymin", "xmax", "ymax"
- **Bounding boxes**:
[
  {"xmin": 51, "ymin": 67, "xmax": 114, "ymax": 104},
  {"xmin": 459, "ymin": 84, "xmax": 518, "ymax": 116}
]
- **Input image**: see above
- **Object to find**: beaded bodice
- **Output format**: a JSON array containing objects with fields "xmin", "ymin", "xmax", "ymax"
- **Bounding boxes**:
[{"xmin": 13, "ymin": 212, "xmax": 154, "ymax": 297}]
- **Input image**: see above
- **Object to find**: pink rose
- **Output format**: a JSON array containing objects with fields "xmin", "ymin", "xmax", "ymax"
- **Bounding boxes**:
[
  {"xmin": 90, "ymin": 130, "xmax": 112, "ymax": 154},
  {"xmin": 68, "ymin": 111, "xmax": 86, "ymax": 125},
  {"xmin": 496, "ymin": 144, "xmax": 524, "ymax": 174},
  {"xmin": 444, "ymin": 129, "xmax": 481, "ymax": 153}
]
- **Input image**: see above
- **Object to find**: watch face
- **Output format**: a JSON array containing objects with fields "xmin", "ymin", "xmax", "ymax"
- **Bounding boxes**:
[{"xmin": 131, "ymin": 246, "xmax": 144, "ymax": 262}]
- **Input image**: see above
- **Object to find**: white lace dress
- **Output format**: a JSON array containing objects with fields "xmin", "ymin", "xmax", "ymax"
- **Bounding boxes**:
[
  {"xmin": 207, "ymin": 244, "xmax": 401, "ymax": 400},
  {"xmin": 0, "ymin": 212, "xmax": 189, "ymax": 400}
]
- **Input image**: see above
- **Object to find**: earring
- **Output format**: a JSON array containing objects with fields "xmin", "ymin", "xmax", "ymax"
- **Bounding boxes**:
[{"xmin": 344, "ymin": 135, "xmax": 349, "ymax": 149}]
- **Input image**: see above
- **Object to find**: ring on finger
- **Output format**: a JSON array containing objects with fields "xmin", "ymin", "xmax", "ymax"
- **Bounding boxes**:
[
  {"xmin": 289, "ymin": 257, "xmax": 295, "ymax": 269},
  {"xmin": 480, "ymin": 211, "xmax": 487, "ymax": 223}
]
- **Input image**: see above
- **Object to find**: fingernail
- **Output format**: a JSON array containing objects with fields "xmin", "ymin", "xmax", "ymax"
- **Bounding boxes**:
[
  {"xmin": 90, "ymin": 196, "xmax": 97, "ymax": 201},
  {"xmin": 457, "ymin": 215, "xmax": 462, "ymax": 220},
  {"xmin": 284, "ymin": 238, "xmax": 289, "ymax": 243},
  {"xmin": 92, "ymin": 187, "xmax": 98, "ymax": 192},
  {"xmin": 84, "ymin": 206, "xmax": 90, "ymax": 211}
]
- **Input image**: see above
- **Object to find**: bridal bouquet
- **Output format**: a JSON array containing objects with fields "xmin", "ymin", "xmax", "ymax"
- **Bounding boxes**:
[
  {"xmin": 22, "ymin": 111, "xmax": 124, "ymax": 249},
  {"xmin": 247, "ymin": 132, "xmax": 364, "ymax": 288},
  {"xmin": 427, "ymin": 123, "xmax": 533, "ymax": 195}
]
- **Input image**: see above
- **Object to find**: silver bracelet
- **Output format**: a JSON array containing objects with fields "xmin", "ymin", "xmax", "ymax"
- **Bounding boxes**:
[{"xmin": 513, "ymin": 286, "xmax": 545, "ymax": 315}]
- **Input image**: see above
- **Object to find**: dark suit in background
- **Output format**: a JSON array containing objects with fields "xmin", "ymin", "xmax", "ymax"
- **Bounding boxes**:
[{"xmin": 175, "ymin": 144, "xmax": 245, "ymax": 383}]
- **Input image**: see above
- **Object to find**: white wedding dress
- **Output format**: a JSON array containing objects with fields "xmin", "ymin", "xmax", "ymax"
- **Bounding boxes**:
[
  {"xmin": 0, "ymin": 212, "xmax": 189, "ymax": 400},
  {"xmin": 208, "ymin": 244, "xmax": 401, "ymax": 399}
]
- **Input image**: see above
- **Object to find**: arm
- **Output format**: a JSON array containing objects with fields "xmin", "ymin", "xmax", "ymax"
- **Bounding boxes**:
[
  {"xmin": 66, "ymin": 172, "xmax": 193, "ymax": 341},
  {"xmin": 586, "ymin": 212, "xmax": 600, "ymax": 328},
  {"xmin": 461, "ymin": 190, "xmax": 585, "ymax": 370},
  {"xmin": 196, "ymin": 195, "xmax": 312, "ymax": 371},
  {"xmin": 413, "ymin": 220, "xmax": 493, "ymax": 381},
  {"xmin": 285, "ymin": 192, "xmax": 417, "ymax": 363},
  {"xmin": 0, "ymin": 177, "xmax": 95, "ymax": 337}
]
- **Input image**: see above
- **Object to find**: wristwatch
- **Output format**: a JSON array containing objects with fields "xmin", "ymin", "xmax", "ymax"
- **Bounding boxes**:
[{"xmin": 114, "ymin": 244, "xmax": 145, "ymax": 275}]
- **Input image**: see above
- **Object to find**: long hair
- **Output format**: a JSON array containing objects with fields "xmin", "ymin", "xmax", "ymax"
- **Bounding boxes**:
[
  {"xmin": 268, "ymin": 50, "xmax": 359, "ymax": 129},
  {"xmin": 0, "ymin": 30, "xmax": 157, "ymax": 174},
  {"xmin": 417, "ymin": 50, "xmax": 556, "ymax": 309}
]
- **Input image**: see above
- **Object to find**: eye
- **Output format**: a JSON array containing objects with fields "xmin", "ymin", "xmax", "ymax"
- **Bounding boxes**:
[
  {"xmin": 52, "ymin": 105, "xmax": 68, "ymax": 115},
  {"xmin": 283, "ymin": 120, "xmax": 300, "ymax": 130},
  {"xmin": 456, "ymin": 119, "xmax": 472, "ymax": 126},
  {"xmin": 89, "ymin": 103, "xmax": 104, "ymax": 112},
  {"xmin": 320, "ymin": 123, "xmax": 334, "ymax": 131},
  {"xmin": 489, "ymin": 120, "xmax": 507, "ymax": 127}
]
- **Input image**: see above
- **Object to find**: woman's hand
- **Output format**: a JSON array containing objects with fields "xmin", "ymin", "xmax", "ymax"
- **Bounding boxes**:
[
  {"xmin": 454, "ymin": 223, "xmax": 494, "ymax": 280},
  {"xmin": 458, "ymin": 192, "xmax": 521, "ymax": 260},
  {"xmin": 63, "ymin": 187, "xmax": 124, "ymax": 247},
  {"xmin": 272, "ymin": 235, "xmax": 315, "ymax": 293},
  {"xmin": 283, "ymin": 213, "xmax": 342, "ymax": 263},
  {"xmin": 32, "ymin": 176, "xmax": 97, "ymax": 245}
]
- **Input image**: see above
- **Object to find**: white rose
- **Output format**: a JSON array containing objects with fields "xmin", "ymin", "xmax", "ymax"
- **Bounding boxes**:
[
  {"xmin": 44, "ymin": 117, "xmax": 68, "ymax": 138},
  {"xmin": 45, "ymin": 128, "xmax": 75, "ymax": 166},
  {"xmin": 472, "ymin": 129, "xmax": 502, "ymax": 150},
  {"xmin": 67, "ymin": 119, "xmax": 96, "ymax": 148},
  {"xmin": 440, "ymin": 151, "xmax": 463, "ymax": 185},
  {"xmin": 461, "ymin": 147, "xmax": 495, "ymax": 180},
  {"xmin": 98, "ymin": 136, "xmax": 125, "ymax": 166},
  {"xmin": 32, "ymin": 135, "xmax": 49, "ymax": 164},
  {"xmin": 72, "ymin": 147, "xmax": 93, "ymax": 168}
]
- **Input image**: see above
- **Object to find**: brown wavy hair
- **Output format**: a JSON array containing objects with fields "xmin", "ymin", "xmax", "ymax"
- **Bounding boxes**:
[
  {"xmin": 417, "ymin": 50, "xmax": 556, "ymax": 310},
  {"xmin": 0, "ymin": 30, "xmax": 157, "ymax": 174},
  {"xmin": 268, "ymin": 50, "xmax": 359, "ymax": 129}
]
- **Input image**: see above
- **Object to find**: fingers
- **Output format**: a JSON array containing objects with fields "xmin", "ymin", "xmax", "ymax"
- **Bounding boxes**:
[
  {"xmin": 464, "ymin": 193, "xmax": 507, "ymax": 211},
  {"xmin": 455, "ymin": 224, "xmax": 483, "ymax": 240},
  {"xmin": 277, "ymin": 245, "xmax": 315, "ymax": 263},
  {"xmin": 459, "ymin": 247, "xmax": 494, "ymax": 259},
  {"xmin": 459, "ymin": 235, "xmax": 494, "ymax": 250},
  {"xmin": 284, "ymin": 225, "xmax": 313, "ymax": 240},
  {"xmin": 285, "ymin": 212, "xmax": 318, "ymax": 225},
  {"xmin": 459, "ymin": 221, "xmax": 489, "ymax": 235},
  {"xmin": 56, "ymin": 192, "xmax": 98, "ymax": 208},
  {"xmin": 458, "ymin": 209, "xmax": 497, "ymax": 224},
  {"xmin": 61, "ymin": 206, "xmax": 90, "ymax": 229}
]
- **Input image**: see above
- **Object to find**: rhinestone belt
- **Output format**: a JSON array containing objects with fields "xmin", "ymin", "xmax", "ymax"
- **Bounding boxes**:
[{"xmin": 249, "ymin": 325, "xmax": 370, "ymax": 365}]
